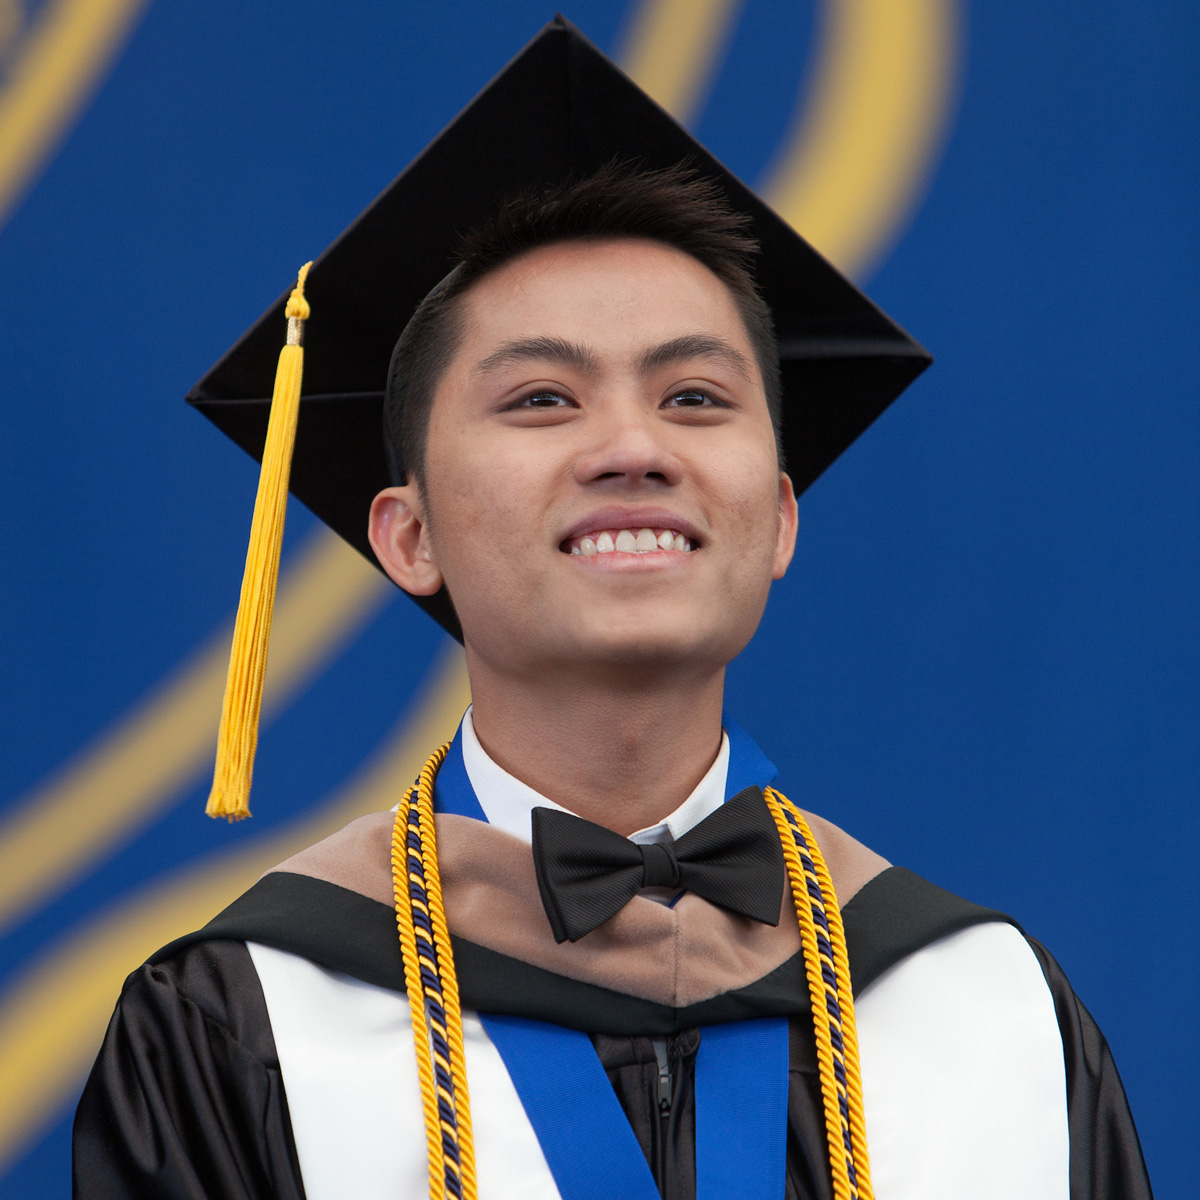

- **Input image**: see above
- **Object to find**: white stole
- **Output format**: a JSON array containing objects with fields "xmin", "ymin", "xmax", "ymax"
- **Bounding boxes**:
[{"xmin": 248, "ymin": 919, "xmax": 1069, "ymax": 1200}]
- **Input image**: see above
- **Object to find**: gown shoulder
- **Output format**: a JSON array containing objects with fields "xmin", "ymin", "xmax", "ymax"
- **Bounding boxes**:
[{"xmin": 73, "ymin": 939, "xmax": 305, "ymax": 1200}]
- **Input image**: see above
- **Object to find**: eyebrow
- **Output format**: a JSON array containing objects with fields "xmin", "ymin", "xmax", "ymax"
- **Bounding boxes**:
[
  {"xmin": 637, "ymin": 334, "xmax": 752, "ymax": 380},
  {"xmin": 475, "ymin": 336, "xmax": 599, "ymax": 375},
  {"xmin": 476, "ymin": 332, "xmax": 753, "ymax": 382}
]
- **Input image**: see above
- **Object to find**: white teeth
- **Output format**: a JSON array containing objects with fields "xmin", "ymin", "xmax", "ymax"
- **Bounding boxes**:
[{"xmin": 569, "ymin": 528, "xmax": 696, "ymax": 555}]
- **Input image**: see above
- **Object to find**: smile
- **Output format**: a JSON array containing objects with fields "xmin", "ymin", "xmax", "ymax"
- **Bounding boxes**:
[{"xmin": 563, "ymin": 528, "xmax": 696, "ymax": 556}]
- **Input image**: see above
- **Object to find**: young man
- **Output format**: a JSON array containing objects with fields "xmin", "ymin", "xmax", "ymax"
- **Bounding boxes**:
[{"xmin": 74, "ymin": 20, "xmax": 1151, "ymax": 1200}]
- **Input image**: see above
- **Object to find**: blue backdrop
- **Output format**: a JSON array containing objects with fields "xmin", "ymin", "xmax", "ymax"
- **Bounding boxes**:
[{"xmin": 0, "ymin": 2, "xmax": 1195, "ymax": 1195}]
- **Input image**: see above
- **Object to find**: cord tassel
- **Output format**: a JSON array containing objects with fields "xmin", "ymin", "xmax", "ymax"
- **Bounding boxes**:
[{"xmin": 206, "ymin": 263, "xmax": 312, "ymax": 820}]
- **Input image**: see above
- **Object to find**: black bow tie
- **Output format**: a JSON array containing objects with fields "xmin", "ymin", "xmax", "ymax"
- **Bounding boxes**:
[{"xmin": 530, "ymin": 786, "xmax": 786, "ymax": 943}]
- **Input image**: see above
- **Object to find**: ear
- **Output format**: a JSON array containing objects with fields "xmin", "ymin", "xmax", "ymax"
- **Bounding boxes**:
[
  {"xmin": 771, "ymin": 472, "xmax": 799, "ymax": 580},
  {"xmin": 368, "ymin": 485, "xmax": 444, "ymax": 596}
]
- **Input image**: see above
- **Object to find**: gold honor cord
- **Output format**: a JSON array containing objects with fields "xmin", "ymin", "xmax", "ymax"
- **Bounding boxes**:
[
  {"xmin": 392, "ymin": 744, "xmax": 477, "ymax": 1200},
  {"xmin": 763, "ymin": 787, "xmax": 872, "ymax": 1200},
  {"xmin": 392, "ymin": 753, "xmax": 872, "ymax": 1200},
  {"xmin": 0, "ymin": 0, "xmax": 959, "ymax": 1172}
]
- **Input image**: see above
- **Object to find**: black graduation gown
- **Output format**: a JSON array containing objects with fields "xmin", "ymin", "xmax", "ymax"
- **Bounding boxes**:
[{"xmin": 72, "ymin": 867, "xmax": 1153, "ymax": 1200}]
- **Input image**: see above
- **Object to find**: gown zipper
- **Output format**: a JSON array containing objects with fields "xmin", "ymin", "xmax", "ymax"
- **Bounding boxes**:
[{"xmin": 653, "ymin": 1038, "xmax": 672, "ymax": 1121}]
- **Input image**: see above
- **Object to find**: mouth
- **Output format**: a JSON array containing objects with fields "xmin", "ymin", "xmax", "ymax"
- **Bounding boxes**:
[{"xmin": 560, "ymin": 527, "xmax": 697, "ymax": 556}]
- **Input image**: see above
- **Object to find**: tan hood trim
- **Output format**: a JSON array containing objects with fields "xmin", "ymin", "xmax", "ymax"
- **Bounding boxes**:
[{"xmin": 266, "ymin": 806, "xmax": 888, "ymax": 1008}]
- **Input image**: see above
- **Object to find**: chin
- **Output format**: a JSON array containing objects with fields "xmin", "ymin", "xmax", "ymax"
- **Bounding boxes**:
[{"xmin": 559, "ymin": 609, "xmax": 742, "ymax": 670}]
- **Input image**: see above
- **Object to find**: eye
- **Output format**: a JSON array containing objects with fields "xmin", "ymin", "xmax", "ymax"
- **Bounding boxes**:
[
  {"xmin": 509, "ymin": 389, "xmax": 575, "ymax": 409},
  {"xmin": 662, "ymin": 388, "xmax": 725, "ymax": 409}
]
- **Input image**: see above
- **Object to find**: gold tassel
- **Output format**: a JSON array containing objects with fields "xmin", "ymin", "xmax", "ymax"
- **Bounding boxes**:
[{"xmin": 206, "ymin": 263, "xmax": 312, "ymax": 820}]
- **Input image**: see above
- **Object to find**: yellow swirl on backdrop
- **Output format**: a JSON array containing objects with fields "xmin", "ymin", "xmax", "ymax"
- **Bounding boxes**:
[
  {"xmin": 0, "ymin": 0, "xmax": 150, "ymax": 224},
  {"xmin": 0, "ymin": 0, "xmax": 961, "ymax": 1173},
  {"xmin": 0, "ymin": 648, "xmax": 470, "ymax": 1169},
  {"xmin": 0, "ymin": 531, "xmax": 390, "ymax": 935},
  {"xmin": 764, "ymin": 0, "xmax": 960, "ymax": 276},
  {"xmin": 0, "ymin": 2, "xmax": 23, "ymax": 59},
  {"xmin": 619, "ymin": 0, "xmax": 744, "ymax": 120}
]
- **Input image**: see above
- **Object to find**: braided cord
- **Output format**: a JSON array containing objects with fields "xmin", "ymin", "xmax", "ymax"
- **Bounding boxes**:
[
  {"xmin": 391, "ymin": 743, "xmax": 478, "ymax": 1200},
  {"xmin": 391, "ymin": 746, "xmax": 872, "ymax": 1200},
  {"xmin": 762, "ymin": 787, "xmax": 874, "ymax": 1200}
]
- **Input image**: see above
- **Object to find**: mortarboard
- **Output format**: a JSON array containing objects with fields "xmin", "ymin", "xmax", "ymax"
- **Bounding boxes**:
[{"xmin": 189, "ymin": 15, "xmax": 931, "ymax": 818}]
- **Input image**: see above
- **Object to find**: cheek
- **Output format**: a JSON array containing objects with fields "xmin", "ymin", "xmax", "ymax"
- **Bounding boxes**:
[
  {"xmin": 729, "ymin": 494, "xmax": 785, "ymax": 583},
  {"xmin": 707, "ymin": 446, "xmax": 782, "ymax": 547},
  {"xmin": 423, "ymin": 446, "xmax": 548, "ymax": 586}
]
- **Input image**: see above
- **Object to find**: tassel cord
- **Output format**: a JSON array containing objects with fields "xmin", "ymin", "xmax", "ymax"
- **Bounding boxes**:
[{"xmin": 206, "ymin": 263, "xmax": 312, "ymax": 820}]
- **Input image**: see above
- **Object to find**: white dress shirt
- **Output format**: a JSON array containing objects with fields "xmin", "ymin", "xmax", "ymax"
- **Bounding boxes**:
[{"xmin": 460, "ymin": 705, "xmax": 730, "ymax": 849}]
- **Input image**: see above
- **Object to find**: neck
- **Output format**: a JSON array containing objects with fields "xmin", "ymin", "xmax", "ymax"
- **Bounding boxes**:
[{"xmin": 465, "ymin": 654, "xmax": 726, "ymax": 837}]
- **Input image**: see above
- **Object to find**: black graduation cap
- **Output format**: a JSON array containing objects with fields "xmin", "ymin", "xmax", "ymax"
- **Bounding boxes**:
[{"xmin": 188, "ymin": 15, "xmax": 931, "ymax": 641}]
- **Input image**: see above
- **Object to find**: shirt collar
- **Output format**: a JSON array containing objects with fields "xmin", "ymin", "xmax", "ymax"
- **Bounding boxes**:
[{"xmin": 460, "ymin": 705, "xmax": 730, "ymax": 846}]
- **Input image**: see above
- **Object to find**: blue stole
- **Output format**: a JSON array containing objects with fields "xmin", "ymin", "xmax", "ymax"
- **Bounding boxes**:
[{"xmin": 434, "ymin": 718, "xmax": 790, "ymax": 1199}]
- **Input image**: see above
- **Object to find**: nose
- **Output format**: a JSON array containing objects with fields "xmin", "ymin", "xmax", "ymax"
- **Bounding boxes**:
[{"xmin": 573, "ymin": 408, "xmax": 684, "ymax": 490}]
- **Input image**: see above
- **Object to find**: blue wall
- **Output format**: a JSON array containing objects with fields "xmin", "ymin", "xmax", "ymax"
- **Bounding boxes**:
[{"xmin": 0, "ymin": 2, "xmax": 1195, "ymax": 1194}]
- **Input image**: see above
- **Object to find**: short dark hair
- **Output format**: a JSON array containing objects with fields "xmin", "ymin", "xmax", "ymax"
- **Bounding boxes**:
[{"xmin": 384, "ymin": 160, "xmax": 782, "ymax": 485}]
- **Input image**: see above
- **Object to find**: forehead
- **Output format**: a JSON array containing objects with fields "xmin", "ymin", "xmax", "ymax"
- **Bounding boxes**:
[{"xmin": 453, "ymin": 238, "xmax": 755, "ymax": 363}]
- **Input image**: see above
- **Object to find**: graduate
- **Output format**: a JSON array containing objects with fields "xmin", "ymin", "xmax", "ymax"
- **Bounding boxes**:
[{"xmin": 73, "ymin": 18, "xmax": 1152, "ymax": 1200}]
